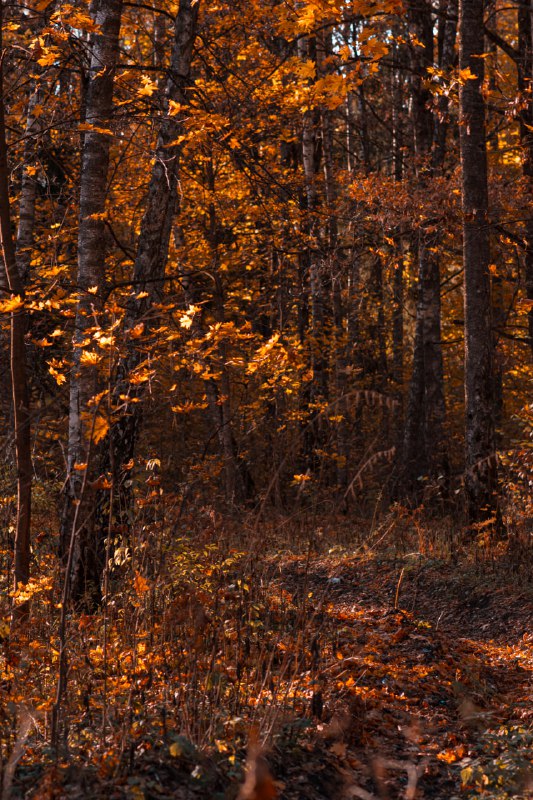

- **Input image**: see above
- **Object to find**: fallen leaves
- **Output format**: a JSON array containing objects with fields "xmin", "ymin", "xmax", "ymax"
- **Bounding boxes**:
[{"xmin": 1, "ymin": 532, "xmax": 531, "ymax": 800}]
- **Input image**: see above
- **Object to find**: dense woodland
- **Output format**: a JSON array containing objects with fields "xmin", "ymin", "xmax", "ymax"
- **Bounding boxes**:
[{"xmin": 0, "ymin": 0, "xmax": 532, "ymax": 797}]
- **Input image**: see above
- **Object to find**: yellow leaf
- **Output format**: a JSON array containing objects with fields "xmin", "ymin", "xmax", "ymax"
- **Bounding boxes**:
[
  {"xmin": 129, "ymin": 368, "xmax": 155, "ymax": 385},
  {"xmin": 134, "ymin": 572, "xmax": 150, "ymax": 596},
  {"xmin": 169, "ymin": 742, "xmax": 181, "ymax": 757},
  {"xmin": 48, "ymin": 365, "xmax": 67, "ymax": 385},
  {"xmin": 168, "ymin": 100, "xmax": 184, "ymax": 116},
  {"xmin": 37, "ymin": 48, "xmax": 61, "ymax": 67},
  {"xmin": 138, "ymin": 76, "xmax": 158, "ymax": 96},
  {"xmin": 297, "ymin": 4, "xmax": 316, "ymax": 32},
  {"xmin": 129, "ymin": 323, "xmax": 145, "ymax": 338},
  {"xmin": 78, "ymin": 124, "xmax": 114, "ymax": 136},
  {"xmin": 0, "ymin": 295, "xmax": 24, "ymax": 313},
  {"xmin": 461, "ymin": 766, "xmax": 473, "ymax": 785},
  {"xmin": 91, "ymin": 415, "xmax": 109, "ymax": 444},
  {"xmin": 95, "ymin": 334, "xmax": 115, "ymax": 348},
  {"xmin": 458, "ymin": 67, "xmax": 477, "ymax": 82},
  {"xmin": 80, "ymin": 351, "xmax": 101, "ymax": 365},
  {"xmin": 295, "ymin": 59, "xmax": 316, "ymax": 81},
  {"xmin": 292, "ymin": 473, "xmax": 311, "ymax": 485}
]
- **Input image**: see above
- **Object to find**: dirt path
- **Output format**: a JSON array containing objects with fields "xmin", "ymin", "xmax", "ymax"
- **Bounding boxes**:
[{"xmin": 275, "ymin": 555, "xmax": 533, "ymax": 799}]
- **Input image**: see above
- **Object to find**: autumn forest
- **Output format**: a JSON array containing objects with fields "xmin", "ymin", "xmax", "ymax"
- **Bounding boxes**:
[{"xmin": 0, "ymin": 0, "xmax": 532, "ymax": 797}]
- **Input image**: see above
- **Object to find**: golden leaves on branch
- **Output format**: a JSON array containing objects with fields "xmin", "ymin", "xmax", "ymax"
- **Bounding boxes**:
[{"xmin": 0, "ymin": 295, "xmax": 24, "ymax": 313}]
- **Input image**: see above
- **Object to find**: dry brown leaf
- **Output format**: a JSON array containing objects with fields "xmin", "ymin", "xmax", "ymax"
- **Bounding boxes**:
[{"xmin": 238, "ymin": 731, "xmax": 277, "ymax": 800}]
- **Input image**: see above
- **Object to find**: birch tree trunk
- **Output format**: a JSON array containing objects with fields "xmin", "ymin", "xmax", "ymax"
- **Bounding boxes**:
[
  {"xmin": 459, "ymin": 0, "xmax": 500, "ymax": 524},
  {"xmin": 61, "ymin": 0, "xmax": 123, "ymax": 602},
  {"xmin": 16, "ymin": 88, "xmax": 43, "ymax": 284}
]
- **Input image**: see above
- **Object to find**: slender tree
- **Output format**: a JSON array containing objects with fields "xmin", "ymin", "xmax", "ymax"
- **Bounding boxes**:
[
  {"xmin": 0, "ymin": 0, "xmax": 32, "ymax": 617},
  {"xmin": 402, "ymin": 0, "xmax": 449, "ymax": 499},
  {"xmin": 518, "ymin": 0, "xmax": 533, "ymax": 358},
  {"xmin": 459, "ymin": 0, "xmax": 499, "ymax": 523},
  {"xmin": 61, "ymin": 0, "xmax": 123, "ymax": 601},
  {"xmin": 90, "ymin": 0, "xmax": 201, "ymax": 587}
]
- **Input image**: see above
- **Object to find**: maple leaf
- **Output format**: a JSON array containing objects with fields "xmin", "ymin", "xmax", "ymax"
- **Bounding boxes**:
[
  {"xmin": 0, "ymin": 295, "xmax": 24, "ymax": 313},
  {"xmin": 458, "ymin": 67, "xmax": 477, "ymax": 83},
  {"xmin": 80, "ymin": 351, "xmax": 101, "ymax": 365},
  {"xmin": 91, "ymin": 414, "xmax": 109, "ymax": 444},
  {"xmin": 138, "ymin": 76, "xmax": 158, "ymax": 97},
  {"xmin": 134, "ymin": 572, "xmax": 150, "ymax": 596},
  {"xmin": 168, "ymin": 100, "xmax": 184, "ymax": 116},
  {"xmin": 48, "ymin": 363, "xmax": 67, "ymax": 385}
]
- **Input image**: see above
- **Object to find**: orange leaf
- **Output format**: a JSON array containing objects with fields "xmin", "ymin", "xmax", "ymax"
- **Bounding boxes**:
[
  {"xmin": 134, "ymin": 572, "xmax": 150, "ymax": 596},
  {"xmin": 0, "ymin": 295, "xmax": 24, "ymax": 313}
]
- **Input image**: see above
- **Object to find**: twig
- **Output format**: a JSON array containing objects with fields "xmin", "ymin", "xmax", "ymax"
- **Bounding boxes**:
[{"xmin": 394, "ymin": 567, "xmax": 404, "ymax": 610}]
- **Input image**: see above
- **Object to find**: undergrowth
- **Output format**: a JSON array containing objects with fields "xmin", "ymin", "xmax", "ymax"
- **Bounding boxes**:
[{"xmin": 0, "ymin": 500, "xmax": 531, "ymax": 799}]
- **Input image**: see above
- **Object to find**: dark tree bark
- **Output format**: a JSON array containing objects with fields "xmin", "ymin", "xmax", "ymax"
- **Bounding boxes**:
[
  {"xmin": 518, "ymin": 0, "xmax": 533, "ymax": 359},
  {"xmin": 91, "ymin": 0, "xmax": 200, "ymax": 574},
  {"xmin": 297, "ymin": 34, "xmax": 329, "ymax": 472},
  {"xmin": 390, "ymin": 41, "xmax": 407, "ymax": 471},
  {"xmin": 433, "ymin": 0, "xmax": 458, "ymax": 168},
  {"xmin": 392, "ymin": 248, "xmax": 404, "ymax": 387},
  {"xmin": 15, "ymin": 2, "xmax": 54, "ymax": 284},
  {"xmin": 61, "ymin": 0, "xmax": 123, "ymax": 602},
  {"xmin": 459, "ymin": 0, "xmax": 500, "ymax": 523},
  {"xmin": 0, "ymin": 2, "xmax": 32, "ymax": 619},
  {"xmin": 204, "ymin": 156, "xmax": 255, "ymax": 505},
  {"xmin": 409, "ymin": 0, "xmax": 434, "ymax": 165},
  {"xmin": 401, "ymin": 0, "xmax": 450, "ymax": 499}
]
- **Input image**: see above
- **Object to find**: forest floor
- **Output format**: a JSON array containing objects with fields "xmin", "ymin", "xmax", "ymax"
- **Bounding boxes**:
[
  {"xmin": 4, "ymin": 516, "xmax": 533, "ymax": 800},
  {"xmin": 274, "ymin": 550, "xmax": 533, "ymax": 800}
]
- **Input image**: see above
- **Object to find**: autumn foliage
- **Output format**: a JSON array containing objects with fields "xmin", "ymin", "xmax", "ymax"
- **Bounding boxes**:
[{"xmin": 0, "ymin": 0, "xmax": 531, "ymax": 797}]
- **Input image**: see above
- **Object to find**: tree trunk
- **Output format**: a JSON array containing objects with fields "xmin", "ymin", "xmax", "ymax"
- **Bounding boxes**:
[
  {"xmin": 433, "ymin": 0, "xmax": 458, "ymax": 168},
  {"xmin": 16, "ymin": 87, "xmax": 42, "ymax": 284},
  {"xmin": 92, "ymin": 0, "xmax": 200, "ymax": 566},
  {"xmin": 459, "ymin": 0, "xmax": 500, "ymax": 524},
  {"xmin": 206, "ymin": 181, "xmax": 254, "ymax": 506},
  {"xmin": 392, "ymin": 247, "xmax": 404, "ymax": 387},
  {"xmin": 0, "ymin": 4, "xmax": 32, "ymax": 619},
  {"xmin": 402, "ymin": 239, "xmax": 427, "ymax": 492},
  {"xmin": 61, "ymin": 0, "xmax": 123, "ymax": 603},
  {"xmin": 298, "ymin": 34, "xmax": 328, "ymax": 472},
  {"xmin": 420, "ymin": 228, "xmax": 448, "ymax": 486},
  {"xmin": 518, "ymin": 0, "xmax": 533, "ymax": 359},
  {"xmin": 15, "ymin": 3, "xmax": 54, "ymax": 283},
  {"xmin": 401, "ymin": 0, "xmax": 450, "ymax": 500}
]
